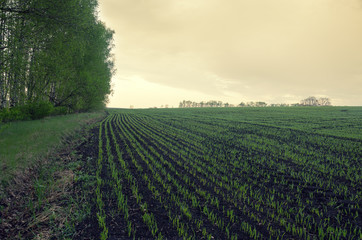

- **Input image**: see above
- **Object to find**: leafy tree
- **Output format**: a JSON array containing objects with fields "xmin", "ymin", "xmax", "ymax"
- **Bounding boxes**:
[
  {"xmin": 238, "ymin": 102, "xmax": 246, "ymax": 107},
  {"xmin": 0, "ymin": 0, "xmax": 114, "ymax": 120},
  {"xmin": 255, "ymin": 102, "xmax": 267, "ymax": 107},
  {"xmin": 301, "ymin": 96, "xmax": 318, "ymax": 106},
  {"xmin": 300, "ymin": 96, "xmax": 331, "ymax": 106},
  {"xmin": 318, "ymin": 97, "xmax": 331, "ymax": 106}
]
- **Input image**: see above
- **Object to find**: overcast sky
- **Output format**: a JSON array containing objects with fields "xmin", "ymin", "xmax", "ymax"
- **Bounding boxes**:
[{"xmin": 99, "ymin": 0, "xmax": 362, "ymax": 108}]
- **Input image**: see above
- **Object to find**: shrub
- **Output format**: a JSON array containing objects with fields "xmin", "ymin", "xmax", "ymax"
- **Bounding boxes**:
[
  {"xmin": 51, "ymin": 106, "xmax": 69, "ymax": 116},
  {"xmin": 0, "ymin": 101, "xmax": 69, "ymax": 122},
  {"xmin": 24, "ymin": 101, "xmax": 54, "ymax": 120},
  {"xmin": 0, "ymin": 107, "xmax": 30, "ymax": 122}
]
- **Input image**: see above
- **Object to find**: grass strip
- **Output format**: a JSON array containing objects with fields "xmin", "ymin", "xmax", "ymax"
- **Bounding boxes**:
[
  {"xmin": 0, "ymin": 111, "xmax": 105, "ymax": 239},
  {"xmin": 0, "ymin": 111, "xmax": 105, "ymax": 184}
]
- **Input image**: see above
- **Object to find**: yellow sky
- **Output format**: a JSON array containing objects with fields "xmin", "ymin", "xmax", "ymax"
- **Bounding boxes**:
[{"xmin": 99, "ymin": 0, "xmax": 362, "ymax": 108}]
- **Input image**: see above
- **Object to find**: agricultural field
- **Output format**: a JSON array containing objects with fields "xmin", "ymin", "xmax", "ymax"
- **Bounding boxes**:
[{"xmin": 81, "ymin": 107, "xmax": 361, "ymax": 239}]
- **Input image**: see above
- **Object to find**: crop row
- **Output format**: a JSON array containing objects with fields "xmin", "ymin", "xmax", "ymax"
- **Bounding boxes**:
[{"xmin": 94, "ymin": 110, "xmax": 361, "ymax": 239}]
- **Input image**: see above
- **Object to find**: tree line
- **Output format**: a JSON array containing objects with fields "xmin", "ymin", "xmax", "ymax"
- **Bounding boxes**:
[
  {"xmin": 179, "ymin": 100, "xmax": 266, "ymax": 108},
  {"xmin": 0, "ymin": 0, "xmax": 114, "ymax": 121},
  {"xmin": 179, "ymin": 97, "xmax": 331, "ymax": 108},
  {"xmin": 179, "ymin": 100, "xmax": 230, "ymax": 108},
  {"xmin": 299, "ymin": 96, "xmax": 331, "ymax": 106}
]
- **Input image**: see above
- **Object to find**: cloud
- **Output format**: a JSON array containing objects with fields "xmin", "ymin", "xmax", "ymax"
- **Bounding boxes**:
[{"xmin": 100, "ymin": 0, "xmax": 362, "ymax": 106}]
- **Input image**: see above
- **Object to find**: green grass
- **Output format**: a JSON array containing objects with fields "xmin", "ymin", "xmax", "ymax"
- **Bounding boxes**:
[{"xmin": 0, "ymin": 111, "xmax": 105, "ymax": 183}]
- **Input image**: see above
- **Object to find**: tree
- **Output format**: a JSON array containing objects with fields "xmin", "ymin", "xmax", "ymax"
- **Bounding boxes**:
[
  {"xmin": 301, "ymin": 96, "xmax": 318, "ymax": 106},
  {"xmin": 255, "ymin": 101, "xmax": 267, "ymax": 107},
  {"xmin": 0, "ymin": 0, "xmax": 114, "ymax": 116},
  {"xmin": 300, "ymin": 96, "xmax": 331, "ymax": 106},
  {"xmin": 247, "ymin": 101, "xmax": 255, "ymax": 107},
  {"xmin": 318, "ymin": 97, "xmax": 331, "ymax": 106}
]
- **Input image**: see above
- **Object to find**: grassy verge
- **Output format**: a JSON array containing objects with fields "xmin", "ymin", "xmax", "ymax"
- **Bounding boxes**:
[
  {"xmin": 0, "ymin": 111, "xmax": 104, "ymax": 239},
  {"xmin": 0, "ymin": 111, "xmax": 105, "ymax": 184}
]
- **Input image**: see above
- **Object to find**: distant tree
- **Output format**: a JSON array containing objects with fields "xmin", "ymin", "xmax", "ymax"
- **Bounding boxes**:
[
  {"xmin": 301, "ymin": 96, "xmax": 318, "ymax": 106},
  {"xmin": 300, "ymin": 96, "xmax": 331, "ymax": 106},
  {"xmin": 247, "ymin": 101, "xmax": 255, "ymax": 107},
  {"xmin": 255, "ymin": 101, "xmax": 267, "ymax": 107},
  {"xmin": 178, "ymin": 99, "xmax": 268, "ymax": 108},
  {"xmin": 318, "ymin": 97, "xmax": 331, "ymax": 106},
  {"xmin": 207, "ymin": 100, "xmax": 217, "ymax": 107},
  {"xmin": 238, "ymin": 102, "xmax": 246, "ymax": 107}
]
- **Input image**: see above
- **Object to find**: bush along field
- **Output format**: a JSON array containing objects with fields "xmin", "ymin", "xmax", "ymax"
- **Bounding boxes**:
[
  {"xmin": 0, "ymin": 111, "xmax": 106, "ymax": 239},
  {"xmin": 76, "ymin": 107, "xmax": 361, "ymax": 240}
]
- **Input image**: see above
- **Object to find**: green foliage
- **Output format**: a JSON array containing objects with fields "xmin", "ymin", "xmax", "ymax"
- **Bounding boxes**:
[
  {"xmin": 51, "ymin": 106, "xmax": 69, "ymax": 116},
  {"xmin": 0, "ymin": 0, "xmax": 114, "ymax": 118},
  {"xmin": 0, "ymin": 107, "xmax": 30, "ymax": 122},
  {"xmin": 24, "ymin": 101, "xmax": 54, "ymax": 120},
  {"xmin": 0, "ymin": 101, "xmax": 55, "ymax": 122}
]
